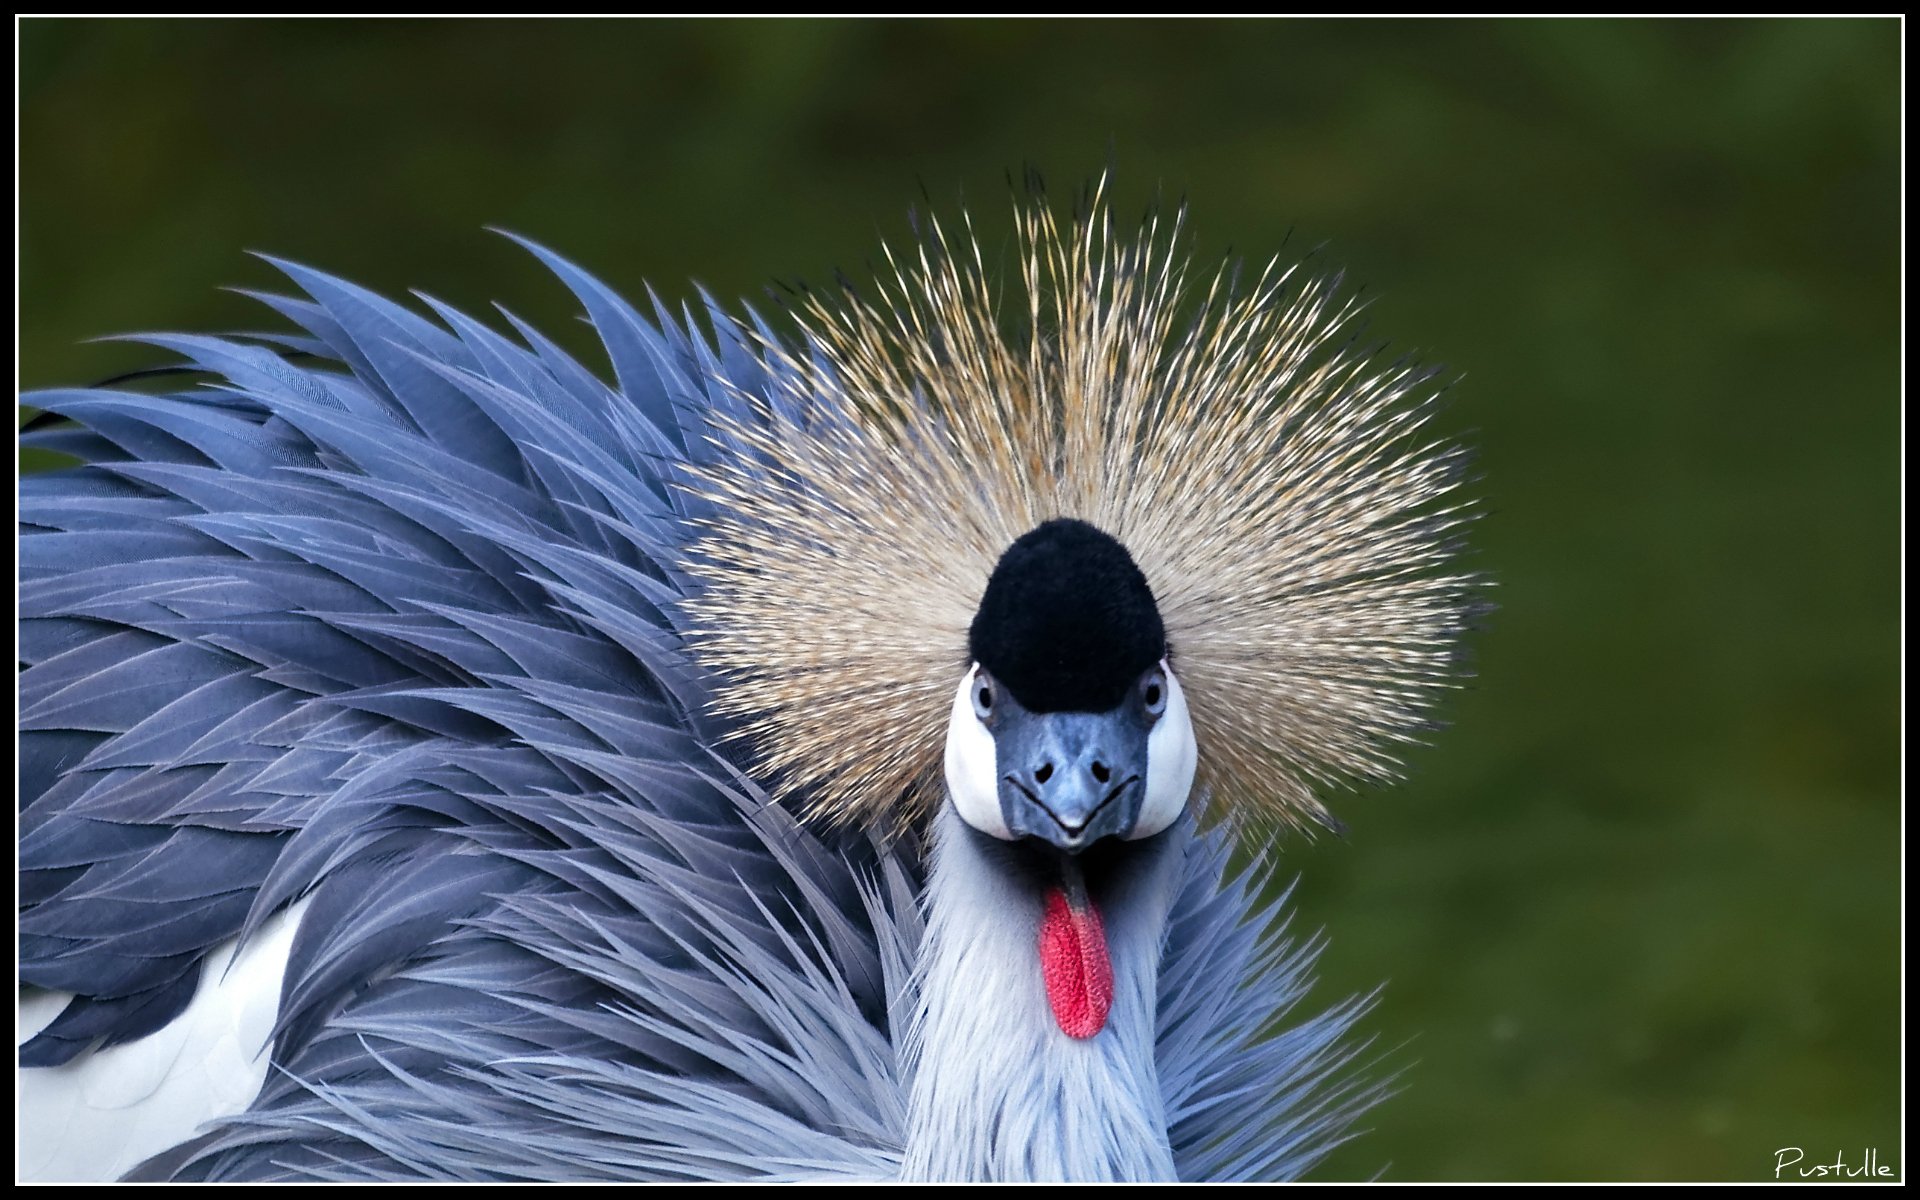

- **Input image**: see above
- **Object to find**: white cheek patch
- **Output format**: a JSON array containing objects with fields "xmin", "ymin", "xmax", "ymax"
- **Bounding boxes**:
[
  {"xmin": 944, "ymin": 666, "xmax": 1011, "ymax": 840},
  {"xmin": 1133, "ymin": 662, "xmax": 1197, "ymax": 839}
]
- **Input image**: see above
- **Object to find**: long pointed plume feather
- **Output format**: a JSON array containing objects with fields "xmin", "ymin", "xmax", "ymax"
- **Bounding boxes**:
[{"xmin": 686, "ymin": 177, "xmax": 1478, "ymax": 834}]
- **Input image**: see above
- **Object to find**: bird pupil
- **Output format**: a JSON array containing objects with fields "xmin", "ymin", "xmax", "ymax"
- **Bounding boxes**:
[
  {"xmin": 1146, "ymin": 684, "xmax": 1161, "ymax": 706},
  {"xmin": 978, "ymin": 686, "xmax": 991, "ymax": 708}
]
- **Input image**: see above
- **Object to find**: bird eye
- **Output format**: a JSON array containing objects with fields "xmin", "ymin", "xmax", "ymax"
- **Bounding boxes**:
[
  {"xmin": 972, "ymin": 675, "xmax": 994, "ymax": 720},
  {"xmin": 1142, "ymin": 670, "xmax": 1166, "ymax": 717}
]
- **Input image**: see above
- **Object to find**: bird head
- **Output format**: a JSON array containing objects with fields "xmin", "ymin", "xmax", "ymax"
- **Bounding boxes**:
[
  {"xmin": 683, "ymin": 177, "xmax": 1476, "ymax": 1041},
  {"xmin": 947, "ymin": 518, "xmax": 1193, "ymax": 851}
]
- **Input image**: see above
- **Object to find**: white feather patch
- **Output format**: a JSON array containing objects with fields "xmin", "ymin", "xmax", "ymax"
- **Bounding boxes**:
[
  {"xmin": 1133, "ymin": 662, "xmax": 1197, "ymax": 840},
  {"xmin": 944, "ymin": 666, "xmax": 1010, "ymax": 839},
  {"xmin": 15, "ymin": 897, "xmax": 309, "ymax": 1182}
]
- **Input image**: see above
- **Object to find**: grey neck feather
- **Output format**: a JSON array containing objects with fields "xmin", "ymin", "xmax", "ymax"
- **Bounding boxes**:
[{"xmin": 899, "ymin": 802, "xmax": 1188, "ymax": 1182}]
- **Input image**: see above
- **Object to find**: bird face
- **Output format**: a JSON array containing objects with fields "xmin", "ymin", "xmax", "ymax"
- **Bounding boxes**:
[
  {"xmin": 944, "ymin": 518, "xmax": 1198, "ymax": 851},
  {"xmin": 945, "ymin": 659, "xmax": 1196, "ymax": 849}
]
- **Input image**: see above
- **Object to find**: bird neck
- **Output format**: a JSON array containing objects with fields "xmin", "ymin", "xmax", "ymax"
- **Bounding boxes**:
[{"xmin": 899, "ymin": 803, "xmax": 1186, "ymax": 1181}]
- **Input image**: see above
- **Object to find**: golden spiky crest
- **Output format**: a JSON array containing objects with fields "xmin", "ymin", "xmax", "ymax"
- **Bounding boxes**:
[{"xmin": 683, "ymin": 180, "xmax": 1476, "ymax": 837}]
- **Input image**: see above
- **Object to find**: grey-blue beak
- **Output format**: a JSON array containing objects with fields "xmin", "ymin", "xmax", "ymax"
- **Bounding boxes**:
[{"xmin": 994, "ymin": 700, "xmax": 1150, "ymax": 852}]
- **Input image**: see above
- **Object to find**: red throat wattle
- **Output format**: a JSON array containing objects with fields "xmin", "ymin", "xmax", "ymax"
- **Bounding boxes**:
[{"xmin": 1038, "ymin": 881, "xmax": 1113, "ymax": 1039}]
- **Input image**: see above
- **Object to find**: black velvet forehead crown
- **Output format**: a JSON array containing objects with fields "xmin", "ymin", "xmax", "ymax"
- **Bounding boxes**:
[{"xmin": 967, "ymin": 518, "xmax": 1166, "ymax": 713}]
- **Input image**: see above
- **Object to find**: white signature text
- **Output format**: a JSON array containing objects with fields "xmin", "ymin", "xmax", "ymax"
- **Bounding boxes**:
[{"xmin": 1773, "ymin": 1148, "xmax": 1896, "ymax": 1180}]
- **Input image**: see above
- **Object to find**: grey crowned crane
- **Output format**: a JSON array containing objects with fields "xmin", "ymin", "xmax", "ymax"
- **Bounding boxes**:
[{"xmin": 17, "ymin": 179, "xmax": 1476, "ymax": 1182}]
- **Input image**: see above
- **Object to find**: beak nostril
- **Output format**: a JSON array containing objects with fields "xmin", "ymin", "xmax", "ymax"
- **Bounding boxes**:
[
  {"xmin": 1090, "ymin": 761, "xmax": 1110, "ymax": 784},
  {"xmin": 1034, "ymin": 762, "xmax": 1053, "ymax": 785}
]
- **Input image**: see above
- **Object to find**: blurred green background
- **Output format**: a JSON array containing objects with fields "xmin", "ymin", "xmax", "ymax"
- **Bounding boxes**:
[{"xmin": 19, "ymin": 17, "xmax": 1899, "ymax": 1182}]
